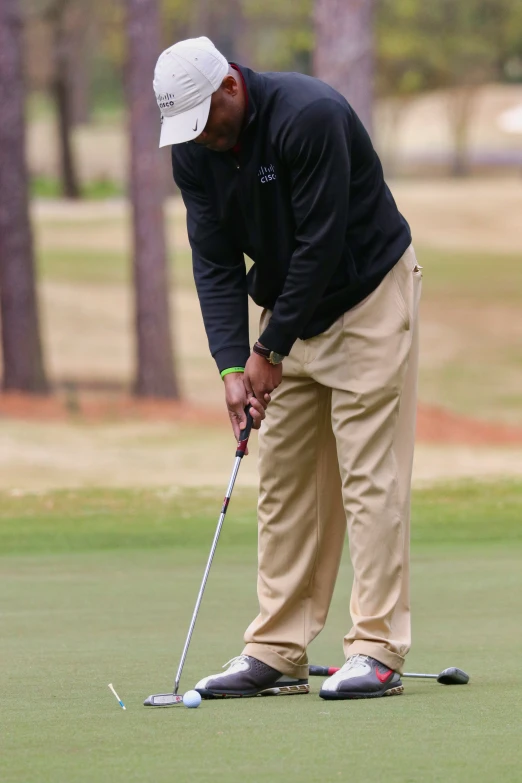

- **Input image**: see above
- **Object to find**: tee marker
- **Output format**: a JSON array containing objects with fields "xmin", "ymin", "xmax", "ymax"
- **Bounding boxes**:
[{"xmin": 108, "ymin": 682, "xmax": 126, "ymax": 710}]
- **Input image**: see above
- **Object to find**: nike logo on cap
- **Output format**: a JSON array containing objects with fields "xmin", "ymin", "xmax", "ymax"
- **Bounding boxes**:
[{"xmin": 192, "ymin": 120, "xmax": 198, "ymax": 132}]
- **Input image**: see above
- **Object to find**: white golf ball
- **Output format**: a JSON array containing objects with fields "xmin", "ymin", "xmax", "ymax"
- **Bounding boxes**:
[{"xmin": 182, "ymin": 690, "xmax": 202, "ymax": 708}]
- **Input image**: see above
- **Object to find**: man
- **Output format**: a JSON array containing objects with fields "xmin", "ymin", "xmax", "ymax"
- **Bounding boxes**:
[{"xmin": 154, "ymin": 37, "xmax": 422, "ymax": 701}]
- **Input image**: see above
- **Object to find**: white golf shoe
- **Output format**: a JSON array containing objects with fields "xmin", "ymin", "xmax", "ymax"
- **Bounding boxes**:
[{"xmin": 319, "ymin": 654, "xmax": 403, "ymax": 700}]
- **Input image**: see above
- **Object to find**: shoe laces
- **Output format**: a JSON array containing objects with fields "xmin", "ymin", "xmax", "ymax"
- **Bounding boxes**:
[
  {"xmin": 222, "ymin": 654, "xmax": 249, "ymax": 672},
  {"xmin": 341, "ymin": 654, "xmax": 370, "ymax": 671}
]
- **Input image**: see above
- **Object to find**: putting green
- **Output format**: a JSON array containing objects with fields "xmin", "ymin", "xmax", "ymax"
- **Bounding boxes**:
[{"xmin": 2, "ymin": 483, "xmax": 522, "ymax": 782}]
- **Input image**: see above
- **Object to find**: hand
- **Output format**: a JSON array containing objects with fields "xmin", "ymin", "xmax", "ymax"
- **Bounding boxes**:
[
  {"xmin": 243, "ymin": 352, "xmax": 282, "ymax": 404},
  {"xmin": 223, "ymin": 373, "xmax": 267, "ymax": 444}
]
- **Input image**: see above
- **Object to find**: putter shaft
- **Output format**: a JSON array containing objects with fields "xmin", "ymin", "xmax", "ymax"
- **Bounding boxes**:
[
  {"xmin": 308, "ymin": 665, "xmax": 439, "ymax": 679},
  {"xmin": 145, "ymin": 409, "xmax": 253, "ymax": 707},
  {"xmin": 173, "ymin": 455, "xmax": 243, "ymax": 694},
  {"xmin": 403, "ymin": 672, "xmax": 438, "ymax": 679},
  {"xmin": 308, "ymin": 665, "xmax": 468, "ymax": 684}
]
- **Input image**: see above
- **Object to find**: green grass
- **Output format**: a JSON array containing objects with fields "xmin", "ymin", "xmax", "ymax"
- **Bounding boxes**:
[
  {"xmin": 38, "ymin": 248, "xmax": 132, "ymax": 285},
  {"xmin": 37, "ymin": 248, "xmax": 193, "ymax": 287},
  {"xmin": 419, "ymin": 247, "xmax": 522, "ymax": 301},
  {"xmin": 2, "ymin": 482, "xmax": 522, "ymax": 782},
  {"xmin": 1, "ymin": 481, "xmax": 521, "ymax": 556},
  {"xmin": 0, "ymin": 487, "xmax": 258, "ymax": 555},
  {"xmin": 31, "ymin": 175, "xmax": 124, "ymax": 201},
  {"xmin": 416, "ymin": 247, "xmax": 522, "ymax": 423},
  {"xmin": 27, "ymin": 91, "xmax": 125, "ymax": 124},
  {"xmin": 34, "ymin": 230, "xmax": 521, "ymax": 300}
]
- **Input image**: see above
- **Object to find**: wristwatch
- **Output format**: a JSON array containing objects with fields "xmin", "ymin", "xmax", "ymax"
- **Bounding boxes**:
[{"xmin": 253, "ymin": 342, "xmax": 285, "ymax": 365}]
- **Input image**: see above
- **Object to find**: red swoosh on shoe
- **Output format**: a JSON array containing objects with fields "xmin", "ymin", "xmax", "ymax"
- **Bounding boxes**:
[{"xmin": 375, "ymin": 667, "xmax": 394, "ymax": 683}]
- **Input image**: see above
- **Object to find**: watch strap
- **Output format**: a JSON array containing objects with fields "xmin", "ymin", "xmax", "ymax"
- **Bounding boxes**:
[{"xmin": 252, "ymin": 342, "xmax": 271, "ymax": 360}]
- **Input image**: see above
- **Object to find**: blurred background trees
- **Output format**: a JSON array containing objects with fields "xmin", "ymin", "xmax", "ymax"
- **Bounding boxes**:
[
  {"xmin": 1, "ymin": 0, "xmax": 521, "ymax": 397},
  {"xmin": 44, "ymin": 0, "xmax": 83, "ymax": 198},
  {"xmin": 126, "ymin": 0, "xmax": 178, "ymax": 398},
  {"xmin": 17, "ymin": 0, "xmax": 522, "ymax": 193},
  {"xmin": 314, "ymin": 0, "xmax": 375, "ymax": 136},
  {"xmin": 377, "ymin": 0, "xmax": 522, "ymax": 175},
  {"xmin": 0, "ymin": 0, "xmax": 49, "ymax": 393}
]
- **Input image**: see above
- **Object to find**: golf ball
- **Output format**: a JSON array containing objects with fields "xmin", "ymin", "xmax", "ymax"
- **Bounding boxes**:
[{"xmin": 182, "ymin": 690, "xmax": 202, "ymax": 708}]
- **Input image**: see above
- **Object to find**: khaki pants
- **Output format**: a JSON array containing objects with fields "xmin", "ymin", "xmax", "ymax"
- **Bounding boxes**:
[{"xmin": 243, "ymin": 245, "xmax": 422, "ymax": 678}]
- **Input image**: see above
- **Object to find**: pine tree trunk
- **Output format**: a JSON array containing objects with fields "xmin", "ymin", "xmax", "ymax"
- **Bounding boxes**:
[
  {"xmin": 52, "ymin": 71, "xmax": 81, "ymax": 198},
  {"xmin": 0, "ymin": 0, "xmax": 49, "ymax": 394},
  {"xmin": 447, "ymin": 87, "xmax": 476, "ymax": 179},
  {"xmin": 69, "ymin": 2, "xmax": 91, "ymax": 126},
  {"xmin": 126, "ymin": 0, "xmax": 179, "ymax": 399},
  {"xmin": 49, "ymin": 0, "xmax": 81, "ymax": 199},
  {"xmin": 210, "ymin": 0, "xmax": 250, "ymax": 65},
  {"xmin": 314, "ymin": 0, "xmax": 375, "ymax": 136}
]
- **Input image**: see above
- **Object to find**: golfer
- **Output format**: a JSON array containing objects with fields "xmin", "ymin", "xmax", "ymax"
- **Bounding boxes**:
[{"xmin": 154, "ymin": 37, "xmax": 422, "ymax": 701}]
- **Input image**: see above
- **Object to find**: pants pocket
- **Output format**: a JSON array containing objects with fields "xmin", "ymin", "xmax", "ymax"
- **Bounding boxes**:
[
  {"xmin": 392, "ymin": 246, "xmax": 423, "ymax": 329},
  {"xmin": 391, "ymin": 265, "xmax": 410, "ymax": 332}
]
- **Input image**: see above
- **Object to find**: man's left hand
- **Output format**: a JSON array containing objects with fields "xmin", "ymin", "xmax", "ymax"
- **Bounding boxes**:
[{"xmin": 244, "ymin": 352, "xmax": 282, "ymax": 404}]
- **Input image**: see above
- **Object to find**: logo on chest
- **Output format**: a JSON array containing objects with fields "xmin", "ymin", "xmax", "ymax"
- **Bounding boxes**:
[{"xmin": 258, "ymin": 164, "xmax": 277, "ymax": 184}]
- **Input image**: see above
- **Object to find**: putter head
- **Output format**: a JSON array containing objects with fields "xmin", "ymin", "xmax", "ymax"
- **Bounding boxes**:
[
  {"xmin": 437, "ymin": 667, "xmax": 469, "ymax": 685},
  {"xmin": 143, "ymin": 693, "xmax": 184, "ymax": 707}
]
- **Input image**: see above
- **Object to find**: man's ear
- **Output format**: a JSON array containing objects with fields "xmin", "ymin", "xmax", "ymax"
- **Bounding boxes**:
[{"xmin": 221, "ymin": 74, "xmax": 239, "ymax": 96}]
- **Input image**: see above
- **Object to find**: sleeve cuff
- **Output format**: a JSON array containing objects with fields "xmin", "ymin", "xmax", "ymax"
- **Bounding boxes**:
[
  {"xmin": 258, "ymin": 321, "xmax": 294, "ymax": 357},
  {"xmin": 213, "ymin": 346, "xmax": 251, "ymax": 375},
  {"xmin": 220, "ymin": 367, "xmax": 245, "ymax": 379}
]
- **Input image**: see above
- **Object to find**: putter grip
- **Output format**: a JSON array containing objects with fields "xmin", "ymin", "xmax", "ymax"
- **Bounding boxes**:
[{"xmin": 236, "ymin": 407, "xmax": 254, "ymax": 457}]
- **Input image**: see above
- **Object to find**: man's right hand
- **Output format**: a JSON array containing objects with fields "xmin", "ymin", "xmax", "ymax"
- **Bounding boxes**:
[{"xmin": 223, "ymin": 373, "xmax": 270, "ymax": 442}]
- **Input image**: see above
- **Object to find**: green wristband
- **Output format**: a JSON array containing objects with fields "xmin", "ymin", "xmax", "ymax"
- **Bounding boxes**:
[{"xmin": 220, "ymin": 367, "xmax": 245, "ymax": 380}]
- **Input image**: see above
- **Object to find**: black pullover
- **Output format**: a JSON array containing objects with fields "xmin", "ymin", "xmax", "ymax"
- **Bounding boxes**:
[{"xmin": 172, "ymin": 65, "xmax": 412, "ymax": 373}]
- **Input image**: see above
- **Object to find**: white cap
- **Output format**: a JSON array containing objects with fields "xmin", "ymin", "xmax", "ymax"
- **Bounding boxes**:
[{"xmin": 153, "ymin": 37, "xmax": 229, "ymax": 147}]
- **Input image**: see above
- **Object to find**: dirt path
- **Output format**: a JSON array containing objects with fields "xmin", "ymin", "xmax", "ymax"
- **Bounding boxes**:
[
  {"xmin": 2, "ymin": 392, "xmax": 522, "ymax": 446},
  {"xmin": 1, "ymin": 392, "xmax": 522, "ymax": 492}
]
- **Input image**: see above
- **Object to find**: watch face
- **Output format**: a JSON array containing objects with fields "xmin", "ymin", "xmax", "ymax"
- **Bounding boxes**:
[{"xmin": 270, "ymin": 352, "xmax": 284, "ymax": 365}]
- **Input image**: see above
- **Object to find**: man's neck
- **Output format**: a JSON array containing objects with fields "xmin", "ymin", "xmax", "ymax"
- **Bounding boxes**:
[{"xmin": 230, "ymin": 64, "xmax": 248, "ymax": 127}]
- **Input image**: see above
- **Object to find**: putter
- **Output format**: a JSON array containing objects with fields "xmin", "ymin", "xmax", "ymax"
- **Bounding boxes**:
[
  {"xmin": 144, "ymin": 408, "xmax": 254, "ymax": 707},
  {"xmin": 309, "ymin": 664, "xmax": 469, "ymax": 685}
]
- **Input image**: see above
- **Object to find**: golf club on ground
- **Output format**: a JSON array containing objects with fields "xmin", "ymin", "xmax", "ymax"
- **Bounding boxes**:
[
  {"xmin": 144, "ymin": 408, "xmax": 254, "ymax": 707},
  {"xmin": 309, "ymin": 665, "xmax": 469, "ymax": 685}
]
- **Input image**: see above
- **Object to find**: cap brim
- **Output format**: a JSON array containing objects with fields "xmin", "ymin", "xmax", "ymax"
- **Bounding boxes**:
[{"xmin": 159, "ymin": 96, "xmax": 211, "ymax": 147}]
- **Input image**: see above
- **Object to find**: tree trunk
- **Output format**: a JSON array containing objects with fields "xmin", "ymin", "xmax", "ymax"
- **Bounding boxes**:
[
  {"xmin": 0, "ymin": 0, "xmax": 49, "ymax": 394},
  {"xmin": 213, "ymin": 0, "xmax": 251, "ymax": 65},
  {"xmin": 49, "ymin": 0, "xmax": 81, "ymax": 199},
  {"xmin": 51, "ymin": 71, "xmax": 81, "ymax": 197},
  {"xmin": 314, "ymin": 0, "xmax": 375, "ymax": 136},
  {"xmin": 446, "ymin": 87, "xmax": 476, "ymax": 179},
  {"xmin": 226, "ymin": 0, "xmax": 251, "ymax": 66},
  {"xmin": 125, "ymin": 0, "xmax": 179, "ymax": 399},
  {"xmin": 69, "ymin": 2, "xmax": 92, "ymax": 126},
  {"xmin": 187, "ymin": 0, "xmax": 250, "ymax": 65}
]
